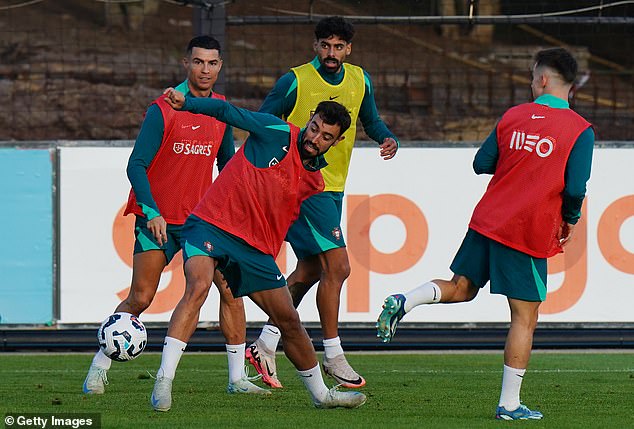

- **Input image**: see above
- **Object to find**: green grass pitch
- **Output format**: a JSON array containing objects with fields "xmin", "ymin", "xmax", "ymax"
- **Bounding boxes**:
[{"xmin": 1, "ymin": 352, "xmax": 632, "ymax": 428}]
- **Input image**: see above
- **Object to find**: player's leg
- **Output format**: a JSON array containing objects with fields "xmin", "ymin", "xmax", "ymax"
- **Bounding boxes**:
[
  {"xmin": 151, "ymin": 254, "xmax": 215, "ymax": 411},
  {"xmin": 493, "ymin": 244, "xmax": 545, "ymax": 420},
  {"xmin": 213, "ymin": 270, "xmax": 266, "ymax": 394},
  {"xmin": 116, "ymin": 250, "xmax": 167, "ymax": 314},
  {"xmin": 248, "ymin": 286, "xmax": 366, "ymax": 409},
  {"xmin": 84, "ymin": 217, "xmax": 172, "ymax": 394},
  {"xmin": 246, "ymin": 203, "xmax": 323, "ymax": 387},
  {"xmin": 377, "ymin": 228, "xmax": 487, "ymax": 342}
]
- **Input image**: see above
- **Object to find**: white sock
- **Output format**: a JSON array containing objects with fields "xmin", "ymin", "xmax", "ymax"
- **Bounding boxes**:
[
  {"xmin": 404, "ymin": 281, "xmax": 441, "ymax": 312},
  {"xmin": 91, "ymin": 349, "xmax": 112, "ymax": 370},
  {"xmin": 323, "ymin": 336, "xmax": 344, "ymax": 360},
  {"xmin": 297, "ymin": 364, "xmax": 329, "ymax": 404},
  {"xmin": 226, "ymin": 343, "xmax": 246, "ymax": 383},
  {"xmin": 258, "ymin": 324, "xmax": 281, "ymax": 352},
  {"xmin": 498, "ymin": 364, "xmax": 526, "ymax": 410},
  {"xmin": 157, "ymin": 336, "xmax": 187, "ymax": 380}
]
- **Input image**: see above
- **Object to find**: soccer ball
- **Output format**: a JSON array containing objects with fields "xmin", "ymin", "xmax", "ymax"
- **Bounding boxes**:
[{"xmin": 98, "ymin": 312, "xmax": 147, "ymax": 362}]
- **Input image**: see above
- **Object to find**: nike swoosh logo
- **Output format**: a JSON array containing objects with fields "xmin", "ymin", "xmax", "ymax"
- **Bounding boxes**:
[
  {"xmin": 265, "ymin": 362, "xmax": 275, "ymax": 377},
  {"xmin": 192, "ymin": 125, "xmax": 201, "ymax": 130},
  {"xmin": 276, "ymin": 274, "xmax": 283, "ymax": 280},
  {"xmin": 299, "ymin": 374, "xmax": 313, "ymax": 378},
  {"xmin": 266, "ymin": 328, "xmax": 280, "ymax": 335},
  {"xmin": 329, "ymin": 95, "xmax": 339, "ymax": 100},
  {"xmin": 282, "ymin": 145, "xmax": 288, "ymax": 152},
  {"xmin": 531, "ymin": 115, "xmax": 545, "ymax": 119},
  {"xmin": 333, "ymin": 374, "xmax": 364, "ymax": 385},
  {"xmin": 228, "ymin": 350, "xmax": 237, "ymax": 354},
  {"xmin": 151, "ymin": 395, "xmax": 159, "ymax": 406}
]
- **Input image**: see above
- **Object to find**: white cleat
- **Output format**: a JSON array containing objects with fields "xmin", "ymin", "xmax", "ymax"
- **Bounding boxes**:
[
  {"xmin": 227, "ymin": 377, "xmax": 272, "ymax": 395},
  {"xmin": 82, "ymin": 364, "xmax": 108, "ymax": 394},
  {"xmin": 150, "ymin": 376, "xmax": 173, "ymax": 412},
  {"xmin": 323, "ymin": 354, "xmax": 366, "ymax": 388},
  {"xmin": 314, "ymin": 386, "xmax": 367, "ymax": 409}
]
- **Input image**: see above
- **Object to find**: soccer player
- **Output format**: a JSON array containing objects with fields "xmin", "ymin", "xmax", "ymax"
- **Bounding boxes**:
[
  {"xmin": 150, "ymin": 90, "xmax": 366, "ymax": 412},
  {"xmin": 248, "ymin": 15, "xmax": 398, "ymax": 389},
  {"xmin": 377, "ymin": 47, "xmax": 594, "ymax": 420},
  {"xmin": 82, "ymin": 36, "xmax": 256, "ymax": 395}
]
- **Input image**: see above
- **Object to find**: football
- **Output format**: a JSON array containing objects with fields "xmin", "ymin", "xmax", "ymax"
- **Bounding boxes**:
[{"xmin": 98, "ymin": 312, "xmax": 147, "ymax": 362}]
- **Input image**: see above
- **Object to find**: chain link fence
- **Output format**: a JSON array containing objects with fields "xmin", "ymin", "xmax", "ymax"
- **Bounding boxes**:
[{"xmin": 1, "ymin": 0, "xmax": 632, "ymax": 141}]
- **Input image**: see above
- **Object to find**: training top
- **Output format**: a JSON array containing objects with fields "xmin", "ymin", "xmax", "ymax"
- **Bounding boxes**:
[
  {"xmin": 125, "ymin": 80, "xmax": 234, "ymax": 223},
  {"xmin": 183, "ymin": 97, "xmax": 327, "ymax": 256},
  {"xmin": 469, "ymin": 94, "xmax": 593, "ymax": 258},
  {"xmin": 259, "ymin": 56, "xmax": 398, "ymax": 192}
]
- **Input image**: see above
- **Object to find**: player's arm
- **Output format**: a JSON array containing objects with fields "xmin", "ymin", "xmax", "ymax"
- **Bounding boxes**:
[
  {"xmin": 562, "ymin": 127, "xmax": 595, "ymax": 224},
  {"xmin": 216, "ymin": 123, "xmax": 235, "ymax": 172},
  {"xmin": 358, "ymin": 70, "xmax": 399, "ymax": 160},
  {"xmin": 473, "ymin": 126, "xmax": 499, "ymax": 174},
  {"xmin": 126, "ymin": 104, "xmax": 168, "ymax": 245},
  {"xmin": 258, "ymin": 71, "xmax": 298, "ymax": 118},
  {"xmin": 126, "ymin": 104, "xmax": 163, "ymax": 219}
]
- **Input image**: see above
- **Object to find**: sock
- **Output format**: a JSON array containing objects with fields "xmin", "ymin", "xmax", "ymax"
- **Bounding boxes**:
[
  {"xmin": 404, "ymin": 281, "xmax": 441, "ymax": 312},
  {"xmin": 226, "ymin": 343, "xmax": 246, "ymax": 383},
  {"xmin": 157, "ymin": 336, "xmax": 187, "ymax": 380},
  {"xmin": 258, "ymin": 324, "xmax": 281, "ymax": 352},
  {"xmin": 323, "ymin": 336, "xmax": 344, "ymax": 360},
  {"xmin": 297, "ymin": 364, "xmax": 329, "ymax": 404},
  {"xmin": 498, "ymin": 364, "xmax": 526, "ymax": 410},
  {"xmin": 91, "ymin": 349, "xmax": 112, "ymax": 370}
]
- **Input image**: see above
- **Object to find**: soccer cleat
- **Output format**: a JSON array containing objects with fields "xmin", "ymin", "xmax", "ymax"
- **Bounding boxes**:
[
  {"xmin": 150, "ymin": 376, "xmax": 173, "ymax": 412},
  {"xmin": 376, "ymin": 294, "xmax": 407, "ymax": 343},
  {"xmin": 82, "ymin": 364, "xmax": 108, "ymax": 394},
  {"xmin": 314, "ymin": 386, "xmax": 367, "ymax": 409},
  {"xmin": 246, "ymin": 339, "xmax": 283, "ymax": 388},
  {"xmin": 496, "ymin": 404, "xmax": 544, "ymax": 420},
  {"xmin": 322, "ymin": 354, "xmax": 366, "ymax": 388},
  {"xmin": 227, "ymin": 377, "xmax": 272, "ymax": 395}
]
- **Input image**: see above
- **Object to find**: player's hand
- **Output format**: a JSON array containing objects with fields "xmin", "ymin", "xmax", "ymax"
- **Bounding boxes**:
[
  {"xmin": 558, "ymin": 221, "xmax": 575, "ymax": 247},
  {"xmin": 148, "ymin": 215, "xmax": 168, "ymax": 246},
  {"xmin": 379, "ymin": 138, "xmax": 398, "ymax": 160},
  {"xmin": 163, "ymin": 87, "xmax": 186, "ymax": 110}
]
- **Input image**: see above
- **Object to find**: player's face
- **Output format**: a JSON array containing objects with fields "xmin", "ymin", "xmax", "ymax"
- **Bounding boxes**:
[
  {"xmin": 314, "ymin": 35, "xmax": 351, "ymax": 73},
  {"xmin": 183, "ymin": 47, "xmax": 223, "ymax": 97},
  {"xmin": 300, "ymin": 113, "xmax": 342, "ymax": 160}
]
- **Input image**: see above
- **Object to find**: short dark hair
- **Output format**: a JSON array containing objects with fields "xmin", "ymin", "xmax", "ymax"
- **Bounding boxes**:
[
  {"xmin": 314, "ymin": 101, "xmax": 351, "ymax": 136},
  {"xmin": 534, "ymin": 48, "xmax": 577, "ymax": 84},
  {"xmin": 187, "ymin": 35, "xmax": 222, "ymax": 57},
  {"xmin": 314, "ymin": 16, "xmax": 355, "ymax": 43}
]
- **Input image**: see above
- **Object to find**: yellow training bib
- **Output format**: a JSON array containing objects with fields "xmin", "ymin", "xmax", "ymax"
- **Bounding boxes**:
[{"xmin": 286, "ymin": 62, "xmax": 365, "ymax": 192}]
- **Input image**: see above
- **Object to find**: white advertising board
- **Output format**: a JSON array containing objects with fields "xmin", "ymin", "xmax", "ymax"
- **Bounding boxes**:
[{"xmin": 59, "ymin": 147, "xmax": 634, "ymax": 323}]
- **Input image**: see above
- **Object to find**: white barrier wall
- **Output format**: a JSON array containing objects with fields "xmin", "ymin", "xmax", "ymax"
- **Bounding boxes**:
[{"xmin": 59, "ymin": 147, "xmax": 634, "ymax": 323}]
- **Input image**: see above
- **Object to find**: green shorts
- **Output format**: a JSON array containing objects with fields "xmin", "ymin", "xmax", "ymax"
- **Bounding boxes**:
[
  {"xmin": 286, "ymin": 191, "xmax": 346, "ymax": 260},
  {"xmin": 450, "ymin": 229, "xmax": 547, "ymax": 302},
  {"xmin": 133, "ymin": 215, "xmax": 183, "ymax": 264},
  {"xmin": 181, "ymin": 215, "xmax": 287, "ymax": 298}
]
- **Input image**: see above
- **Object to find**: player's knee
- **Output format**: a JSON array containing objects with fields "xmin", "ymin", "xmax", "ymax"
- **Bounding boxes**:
[
  {"xmin": 324, "ymin": 258, "xmax": 350, "ymax": 283},
  {"xmin": 124, "ymin": 287, "xmax": 155, "ymax": 313},
  {"xmin": 272, "ymin": 308, "xmax": 302, "ymax": 336},
  {"xmin": 184, "ymin": 279, "xmax": 212, "ymax": 305}
]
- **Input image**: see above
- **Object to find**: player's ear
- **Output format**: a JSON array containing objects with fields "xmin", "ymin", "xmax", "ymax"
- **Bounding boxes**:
[
  {"xmin": 346, "ymin": 42, "xmax": 352, "ymax": 56},
  {"xmin": 333, "ymin": 135, "xmax": 345, "ymax": 146}
]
